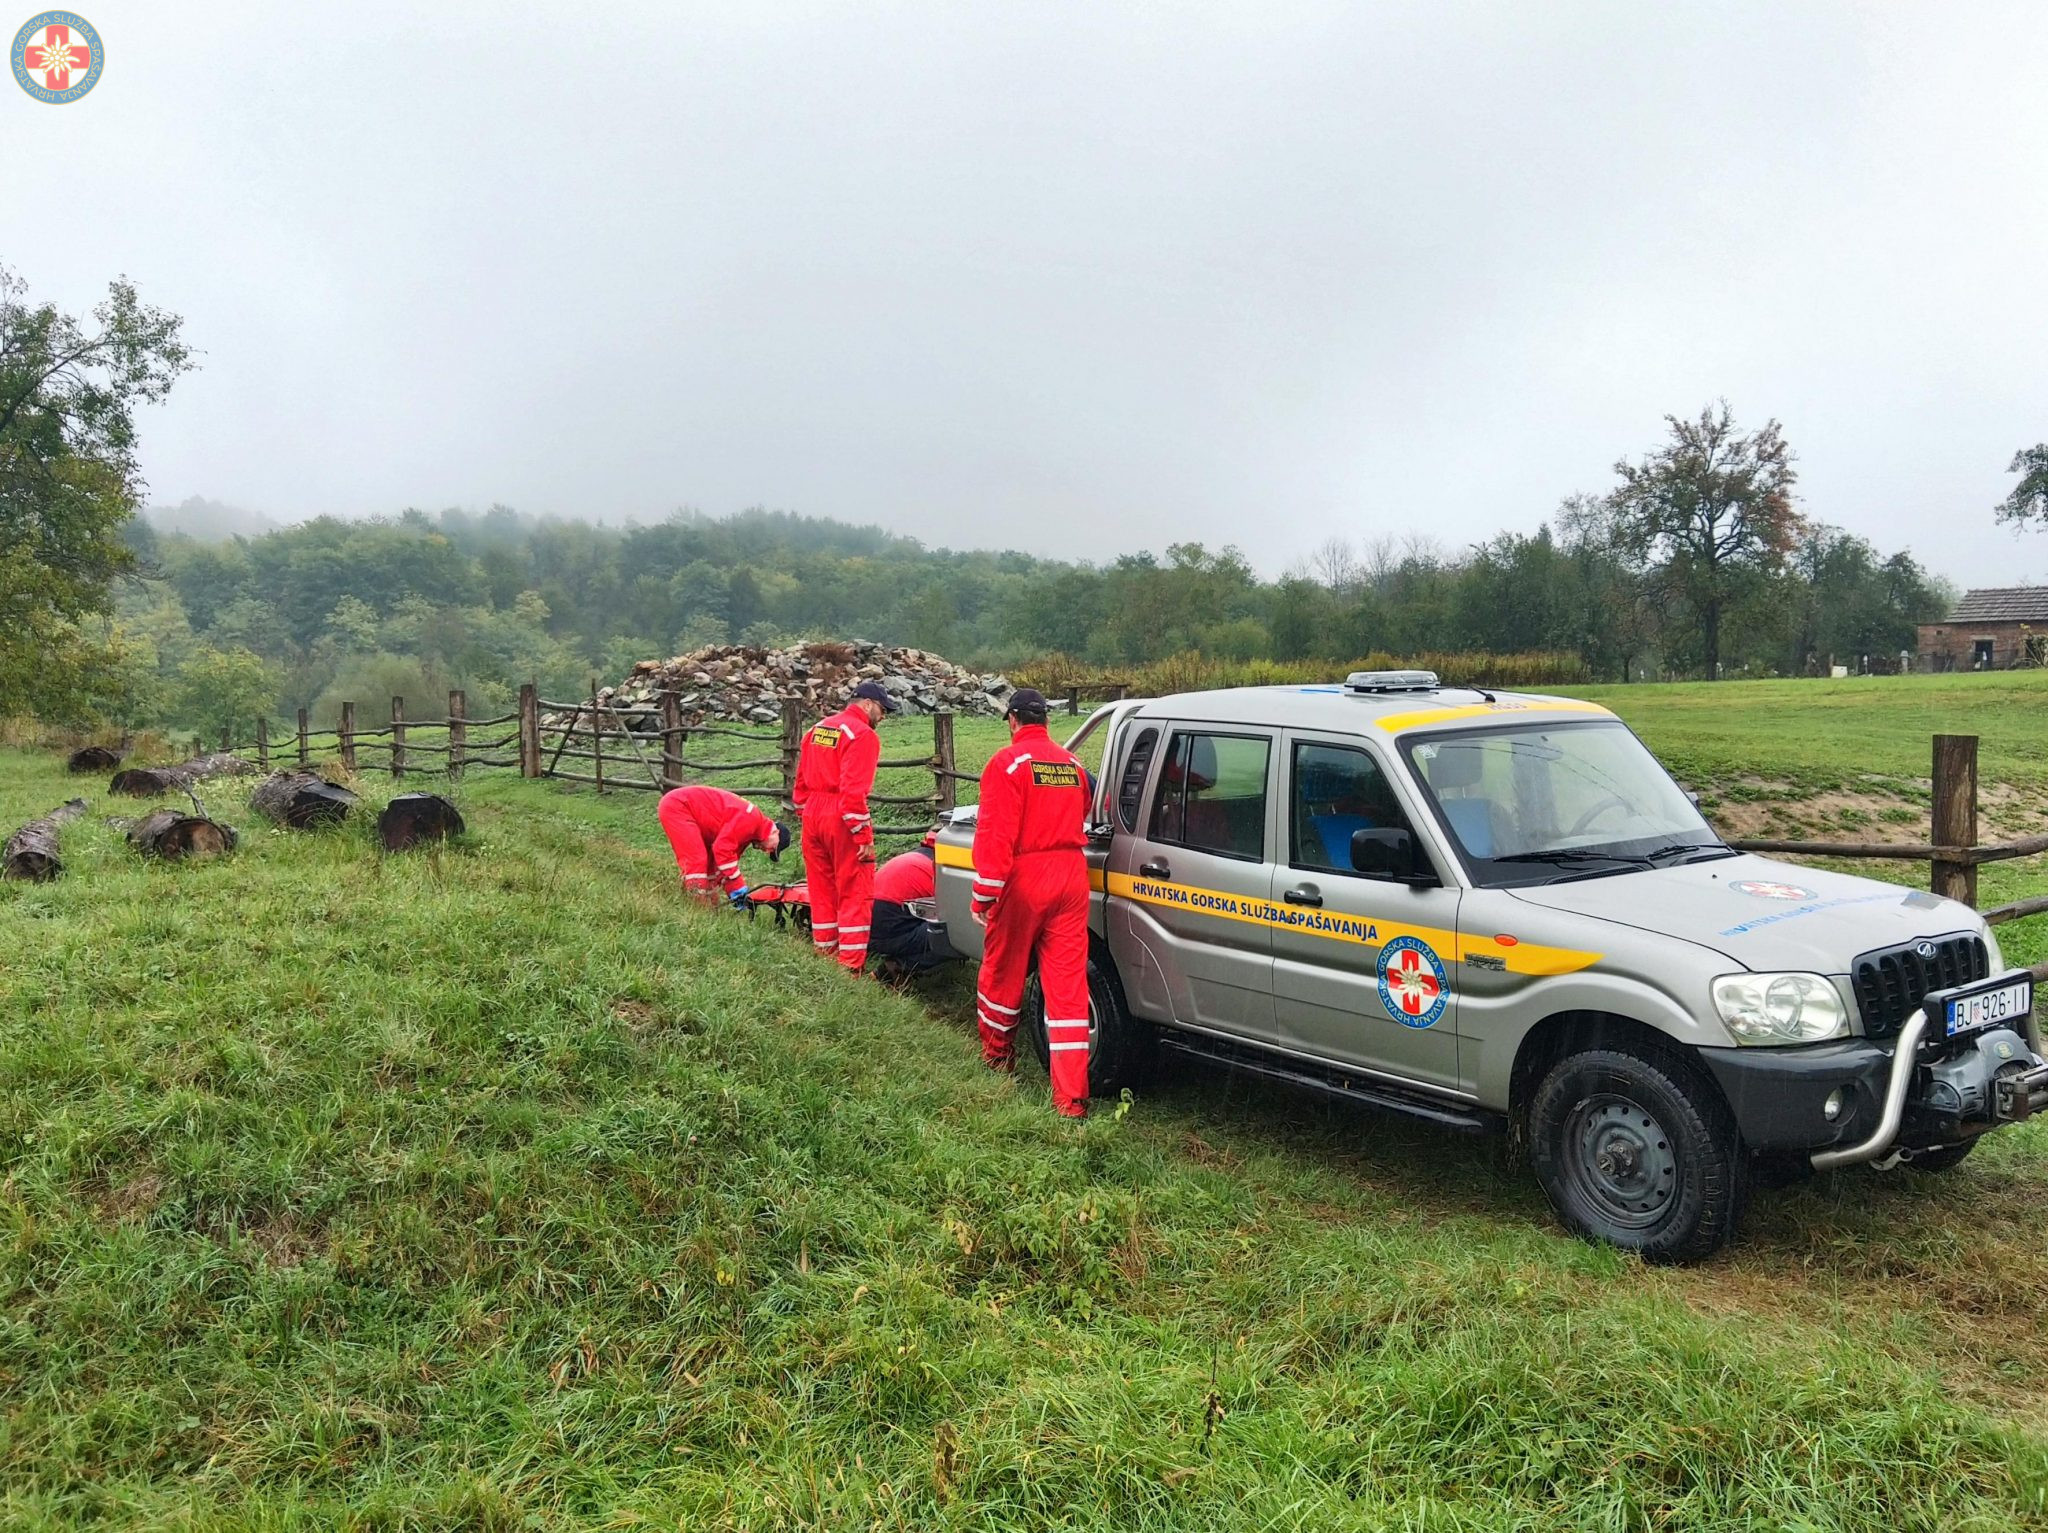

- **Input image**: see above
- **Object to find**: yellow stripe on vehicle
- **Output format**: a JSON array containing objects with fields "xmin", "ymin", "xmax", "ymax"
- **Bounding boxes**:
[
  {"xmin": 1373, "ymin": 699, "xmax": 1613, "ymax": 733},
  {"xmin": 940, "ymin": 838, "xmax": 1108, "ymax": 891},
  {"xmin": 1100, "ymin": 873, "xmax": 1597, "ymax": 975}
]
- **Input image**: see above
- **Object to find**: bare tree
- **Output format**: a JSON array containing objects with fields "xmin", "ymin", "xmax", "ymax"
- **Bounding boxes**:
[{"xmin": 1308, "ymin": 535, "xmax": 1361, "ymax": 596}]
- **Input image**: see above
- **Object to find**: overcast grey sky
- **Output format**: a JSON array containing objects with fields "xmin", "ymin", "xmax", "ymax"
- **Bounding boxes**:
[{"xmin": 8, "ymin": 1, "xmax": 2047, "ymax": 584}]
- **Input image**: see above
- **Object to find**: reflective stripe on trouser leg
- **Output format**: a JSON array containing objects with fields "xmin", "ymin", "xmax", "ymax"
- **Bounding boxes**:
[
  {"xmin": 1037, "ymin": 867, "xmax": 1093, "ymax": 1115},
  {"xmin": 976, "ymin": 884, "xmax": 1043, "ymax": 1065},
  {"xmin": 833, "ymin": 838, "xmax": 874, "ymax": 971},
  {"xmin": 802, "ymin": 812, "xmax": 840, "ymax": 954}
]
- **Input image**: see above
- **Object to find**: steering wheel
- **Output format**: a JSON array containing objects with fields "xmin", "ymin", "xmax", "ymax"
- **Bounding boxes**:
[{"xmin": 1565, "ymin": 795, "xmax": 1633, "ymax": 839}]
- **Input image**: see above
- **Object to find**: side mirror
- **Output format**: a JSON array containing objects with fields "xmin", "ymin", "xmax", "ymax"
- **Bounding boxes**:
[
  {"xmin": 1351, "ymin": 827, "xmax": 1435, "ymax": 886},
  {"xmin": 1682, "ymin": 786, "xmax": 1702, "ymax": 809}
]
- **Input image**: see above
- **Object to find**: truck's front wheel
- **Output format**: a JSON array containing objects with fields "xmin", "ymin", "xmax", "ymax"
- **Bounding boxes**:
[
  {"xmin": 1024, "ymin": 948, "xmax": 1150, "ymax": 1099},
  {"xmin": 1529, "ymin": 1044, "xmax": 1747, "ymax": 1263}
]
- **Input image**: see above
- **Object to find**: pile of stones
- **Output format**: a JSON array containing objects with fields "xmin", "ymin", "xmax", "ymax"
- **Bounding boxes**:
[{"xmin": 575, "ymin": 641, "xmax": 1016, "ymax": 727}]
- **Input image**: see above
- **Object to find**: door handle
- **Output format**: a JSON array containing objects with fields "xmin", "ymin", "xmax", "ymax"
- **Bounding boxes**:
[
  {"xmin": 1282, "ymin": 885, "xmax": 1323, "ymax": 908},
  {"xmin": 1138, "ymin": 859, "xmax": 1172, "ymax": 880}
]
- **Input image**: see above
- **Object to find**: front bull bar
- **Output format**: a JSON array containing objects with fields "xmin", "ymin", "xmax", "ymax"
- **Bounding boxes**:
[
  {"xmin": 1810, "ymin": 1000, "xmax": 2048, "ymax": 1172},
  {"xmin": 1810, "ymin": 1009, "xmax": 1931, "ymax": 1172}
]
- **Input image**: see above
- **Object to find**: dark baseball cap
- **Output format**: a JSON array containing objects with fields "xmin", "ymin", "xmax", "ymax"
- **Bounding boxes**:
[
  {"xmin": 1005, "ymin": 687, "xmax": 1050, "ymax": 721},
  {"xmin": 853, "ymin": 680, "xmax": 902, "ymax": 714},
  {"xmin": 769, "ymin": 819, "xmax": 793, "ymax": 860}
]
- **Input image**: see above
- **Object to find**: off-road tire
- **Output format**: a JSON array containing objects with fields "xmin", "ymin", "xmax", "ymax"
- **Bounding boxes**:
[
  {"xmin": 1904, "ymin": 1139, "xmax": 1978, "ymax": 1173},
  {"xmin": 1024, "ymin": 948, "xmax": 1150, "ymax": 1099},
  {"xmin": 1529, "ymin": 1044, "xmax": 1747, "ymax": 1264}
]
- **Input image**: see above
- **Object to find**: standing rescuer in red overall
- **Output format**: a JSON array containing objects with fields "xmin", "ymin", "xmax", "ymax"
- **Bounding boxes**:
[
  {"xmin": 972, "ymin": 687, "xmax": 1092, "ymax": 1117},
  {"xmin": 794, "ymin": 679, "xmax": 901, "ymax": 972},
  {"xmin": 655, "ymin": 784, "xmax": 791, "ymax": 905}
]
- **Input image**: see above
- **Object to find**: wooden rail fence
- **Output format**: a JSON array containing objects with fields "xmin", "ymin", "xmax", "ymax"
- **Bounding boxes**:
[
  {"xmin": 1724, "ymin": 733, "xmax": 2045, "ymax": 928},
  {"xmin": 210, "ymin": 684, "xmax": 971, "ymax": 841}
]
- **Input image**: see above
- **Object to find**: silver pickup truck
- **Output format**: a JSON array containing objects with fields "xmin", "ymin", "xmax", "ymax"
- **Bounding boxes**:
[{"xmin": 933, "ymin": 672, "xmax": 2045, "ymax": 1261}]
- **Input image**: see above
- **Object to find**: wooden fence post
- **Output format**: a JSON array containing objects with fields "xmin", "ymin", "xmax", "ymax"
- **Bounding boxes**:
[
  {"xmin": 192, "ymin": 735, "xmax": 202, "ymax": 759},
  {"xmin": 256, "ymin": 716, "xmax": 269, "ymax": 771},
  {"xmin": 933, "ymin": 711, "xmax": 957, "ymax": 813},
  {"xmin": 390, "ymin": 696, "xmax": 406, "ymax": 780},
  {"xmin": 340, "ymin": 703, "xmax": 357, "ymax": 773},
  {"xmin": 1932, "ymin": 733, "xmax": 1978, "ymax": 905},
  {"xmin": 220, "ymin": 723, "xmax": 232, "ymax": 753},
  {"xmin": 448, "ymin": 689, "xmax": 466, "ymax": 781},
  {"xmin": 1066, "ymin": 685, "xmax": 1080, "ymax": 716},
  {"xmin": 296, "ymin": 707, "xmax": 309, "ymax": 766},
  {"xmin": 780, "ymin": 699, "xmax": 805, "ymax": 806},
  {"xmin": 518, "ymin": 683, "xmax": 541, "ymax": 777},
  {"xmin": 589, "ymin": 677, "xmax": 605, "ymax": 794},
  {"xmin": 659, "ymin": 690, "xmax": 683, "ymax": 790}
]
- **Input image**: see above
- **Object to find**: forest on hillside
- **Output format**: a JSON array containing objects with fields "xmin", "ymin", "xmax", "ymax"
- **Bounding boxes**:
[{"xmin": 100, "ymin": 491, "xmax": 1951, "ymax": 736}]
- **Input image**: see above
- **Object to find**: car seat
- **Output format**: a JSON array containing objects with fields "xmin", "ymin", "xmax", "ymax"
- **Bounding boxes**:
[{"xmin": 1424, "ymin": 744, "xmax": 1495, "ymax": 857}]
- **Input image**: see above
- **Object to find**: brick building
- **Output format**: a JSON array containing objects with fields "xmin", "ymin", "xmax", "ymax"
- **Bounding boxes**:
[{"xmin": 1917, "ymin": 587, "xmax": 2048, "ymax": 671}]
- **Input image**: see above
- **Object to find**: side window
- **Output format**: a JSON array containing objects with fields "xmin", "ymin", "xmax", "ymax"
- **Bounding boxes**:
[
  {"xmin": 1148, "ymin": 732, "xmax": 1270, "ymax": 860},
  {"xmin": 1291, "ymin": 742, "xmax": 1410, "ymax": 871},
  {"xmin": 1115, "ymin": 726, "xmax": 1159, "ymax": 833}
]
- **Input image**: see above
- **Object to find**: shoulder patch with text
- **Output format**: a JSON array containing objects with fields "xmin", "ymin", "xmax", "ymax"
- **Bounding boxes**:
[
  {"xmin": 809, "ymin": 725, "xmax": 840, "ymax": 749},
  {"xmin": 1030, "ymin": 760, "xmax": 1082, "ymax": 789}
]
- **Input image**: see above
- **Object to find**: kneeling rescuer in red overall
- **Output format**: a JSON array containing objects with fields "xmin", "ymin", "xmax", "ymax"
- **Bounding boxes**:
[{"xmin": 972, "ymin": 687, "xmax": 1091, "ymax": 1117}]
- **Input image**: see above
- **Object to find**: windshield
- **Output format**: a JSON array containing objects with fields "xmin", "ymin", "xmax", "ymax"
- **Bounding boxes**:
[{"xmin": 1400, "ymin": 720, "xmax": 1725, "ymax": 887}]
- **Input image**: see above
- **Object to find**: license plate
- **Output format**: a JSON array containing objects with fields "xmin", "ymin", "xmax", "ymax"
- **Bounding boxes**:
[{"xmin": 1943, "ymin": 976, "xmax": 2033, "ymax": 1038}]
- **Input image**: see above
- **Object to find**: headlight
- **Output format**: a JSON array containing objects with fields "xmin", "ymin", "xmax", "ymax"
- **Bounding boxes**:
[{"xmin": 1711, "ymin": 972, "xmax": 1849, "ymax": 1045}]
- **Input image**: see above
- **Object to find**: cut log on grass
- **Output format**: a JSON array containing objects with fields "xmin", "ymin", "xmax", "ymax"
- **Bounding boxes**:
[
  {"xmin": 250, "ymin": 770, "xmax": 361, "ymax": 829},
  {"xmin": 3, "ymin": 798, "xmax": 89, "ymax": 881},
  {"xmin": 109, "ymin": 753, "xmax": 255, "ymax": 798},
  {"xmin": 378, "ymin": 793, "xmax": 464, "ymax": 850},
  {"xmin": 127, "ymin": 809, "xmax": 238, "ymax": 861},
  {"xmin": 67, "ymin": 745, "xmax": 124, "ymax": 773}
]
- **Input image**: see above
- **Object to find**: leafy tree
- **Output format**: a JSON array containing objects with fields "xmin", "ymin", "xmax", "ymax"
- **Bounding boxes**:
[
  {"xmin": 1995, "ymin": 444, "xmax": 2048, "ymax": 528},
  {"xmin": 0, "ymin": 265, "xmax": 192, "ymax": 718},
  {"xmin": 174, "ymin": 645, "xmax": 278, "ymax": 740},
  {"xmin": 1608, "ymin": 403, "xmax": 1801, "ymax": 680}
]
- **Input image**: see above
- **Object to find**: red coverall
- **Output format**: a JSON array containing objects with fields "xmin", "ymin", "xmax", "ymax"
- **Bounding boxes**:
[
  {"xmin": 793, "ymin": 704, "xmax": 880, "ymax": 970},
  {"xmin": 656, "ymin": 785, "xmax": 779, "ymax": 897},
  {"xmin": 972, "ymin": 722, "xmax": 1091, "ymax": 1115}
]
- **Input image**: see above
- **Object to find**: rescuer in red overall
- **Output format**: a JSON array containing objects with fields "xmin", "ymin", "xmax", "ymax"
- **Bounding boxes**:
[
  {"xmin": 972, "ymin": 687, "xmax": 1092, "ymax": 1117},
  {"xmin": 656, "ymin": 784, "xmax": 791, "ymax": 905},
  {"xmin": 794, "ymin": 679, "xmax": 900, "ymax": 971}
]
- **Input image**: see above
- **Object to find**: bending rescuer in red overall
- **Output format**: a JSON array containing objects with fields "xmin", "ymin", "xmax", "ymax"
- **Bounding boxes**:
[
  {"xmin": 972, "ymin": 687, "xmax": 1092, "ymax": 1117},
  {"xmin": 794, "ymin": 679, "xmax": 901, "ymax": 972},
  {"xmin": 656, "ymin": 784, "xmax": 791, "ymax": 905}
]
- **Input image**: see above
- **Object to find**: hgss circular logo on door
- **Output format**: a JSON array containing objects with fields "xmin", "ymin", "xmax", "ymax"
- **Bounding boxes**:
[
  {"xmin": 1377, "ymin": 936, "xmax": 1449, "ymax": 1029},
  {"xmin": 13, "ymin": 11, "xmax": 102, "ymax": 103}
]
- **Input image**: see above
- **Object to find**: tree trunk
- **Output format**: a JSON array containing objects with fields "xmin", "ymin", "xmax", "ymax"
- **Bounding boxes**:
[
  {"xmin": 67, "ymin": 745, "xmax": 123, "ymax": 773},
  {"xmin": 108, "ymin": 753, "xmax": 255, "ymax": 797},
  {"xmin": 128, "ymin": 809, "xmax": 237, "ymax": 860},
  {"xmin": 3, "ymin": 798, "xmax": 88, "ymax": 881},
  {"xmin": 250, "ymin": 770, "xmax": 361, "ymax": 829},
  {"xmin": 1705, "ymin": 592, "xmax": 1721, "ymax": 681},
  {"xmin": 378, "ymin": 793, "xmax": 464, "ymax": 850}
]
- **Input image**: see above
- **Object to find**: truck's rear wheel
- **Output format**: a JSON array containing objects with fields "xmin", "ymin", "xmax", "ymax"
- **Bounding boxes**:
[
  {"xmin": 1024, "ymin": 948, "xmax": 1150, "ymax": 1098},
  {"xmin": 1528, "ymin": 1044, "xmax": 1746, "ymax": 1264}
]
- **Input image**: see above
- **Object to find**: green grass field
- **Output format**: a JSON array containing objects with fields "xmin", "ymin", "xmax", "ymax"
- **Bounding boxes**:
[{"xmin": 3, "ymin": 674, "xmax": 2047, "ymax": 1528}]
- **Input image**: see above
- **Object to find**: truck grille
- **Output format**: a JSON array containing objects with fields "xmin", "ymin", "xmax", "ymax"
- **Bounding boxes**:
[{"xmin": 1849, "ymin": 934, "xmax": 1989, "ymax": 1037}]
